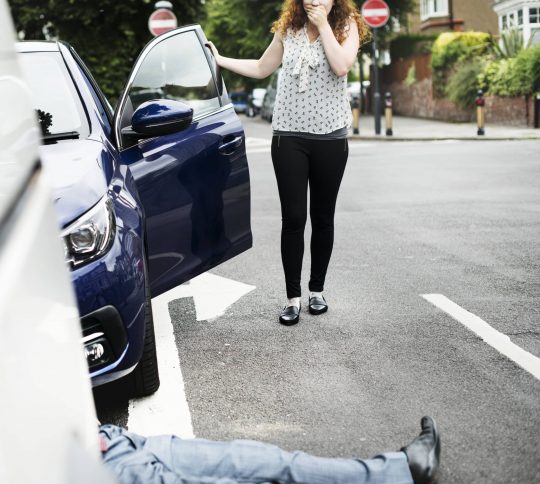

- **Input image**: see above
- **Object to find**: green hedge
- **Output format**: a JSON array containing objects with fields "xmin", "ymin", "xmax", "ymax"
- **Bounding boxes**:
[
  {"xmin": 479, "ymin": 45, "xmax": 540, "ymax": 96},
  {"xmin": 389, "ymin": 33, "xmax": 438, "ymax": 60},
  {"xmin": 431, "ymin": 32, "xmax": 491, "ymax": 97}
]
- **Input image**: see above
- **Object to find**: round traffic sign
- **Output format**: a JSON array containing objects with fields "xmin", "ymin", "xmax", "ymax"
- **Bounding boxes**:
[
  {"xmin": 361, "ymin": 0, "xmax": 390, "ymax": 28},
  {"xmin": 148, "ymin": 8, "xmax": 178, "ymax": 37}
]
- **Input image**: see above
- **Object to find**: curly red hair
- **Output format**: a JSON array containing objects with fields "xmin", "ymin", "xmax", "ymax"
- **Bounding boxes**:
[{"xmin": 271, "ymin": 0, "xmax": 371, "ymax": 45}]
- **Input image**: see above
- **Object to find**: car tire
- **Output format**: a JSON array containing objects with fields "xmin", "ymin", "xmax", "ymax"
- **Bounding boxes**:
[{"xmin": 129, "ymin": 266, "xmax": 160, "ymax": 397}]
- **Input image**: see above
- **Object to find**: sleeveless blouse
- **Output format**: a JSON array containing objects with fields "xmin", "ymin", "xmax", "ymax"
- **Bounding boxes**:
[{"xmin": 272, "ymin": 26, "xmax": 352, "ymax": 135}]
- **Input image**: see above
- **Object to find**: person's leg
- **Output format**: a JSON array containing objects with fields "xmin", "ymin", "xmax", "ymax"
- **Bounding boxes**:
[
  {"xmin": 271, "ymin": 136, "xmax": 310, "ymax": 299},
  {"xmin": 142, "ymin": 435, "xmax": 413, "ymax": 484},
  {"xmin": 308, "ymin": 138, "xmax": 348, "ymax": 293}
]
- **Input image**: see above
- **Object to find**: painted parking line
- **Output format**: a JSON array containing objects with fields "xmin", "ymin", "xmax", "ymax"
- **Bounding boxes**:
[
  {"xmin": 422, "ymin": 294, "xmax": 540, "ymax": 381},
  {"xmin": 127, "ymin": 273, "xmax": 255, "ymax": 437}
]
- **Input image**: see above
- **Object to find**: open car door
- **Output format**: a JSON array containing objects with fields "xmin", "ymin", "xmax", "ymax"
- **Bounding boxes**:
[{"xmin": 114, "ymin": 26, "xmax": 252, "ymax": 297}]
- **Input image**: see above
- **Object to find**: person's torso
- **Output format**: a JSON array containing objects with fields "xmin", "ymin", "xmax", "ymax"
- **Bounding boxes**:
[{"xmin": 272, "ymin": 26, "xmax": 352, "ymax": 135}]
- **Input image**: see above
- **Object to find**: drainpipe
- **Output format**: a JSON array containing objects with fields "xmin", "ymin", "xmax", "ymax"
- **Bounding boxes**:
[{"xmin": 448, "ymin": 0, "xmax": 454, "ymax": 31}]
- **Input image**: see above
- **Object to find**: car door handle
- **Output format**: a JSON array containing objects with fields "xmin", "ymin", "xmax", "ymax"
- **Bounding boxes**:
[{"xmin": 218, "ymin": 136, "xmax": 243, "ymax": 155}]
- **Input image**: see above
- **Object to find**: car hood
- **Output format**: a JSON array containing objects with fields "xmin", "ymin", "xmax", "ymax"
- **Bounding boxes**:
[{"xmin": 40, "ymin": 139, "xmax": 110, "ymax": 228}]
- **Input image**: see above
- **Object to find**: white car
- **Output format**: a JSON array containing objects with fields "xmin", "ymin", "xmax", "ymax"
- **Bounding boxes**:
[{"xmin": 0, "ymin": 1, "xmax": 114, "ymax": 482}]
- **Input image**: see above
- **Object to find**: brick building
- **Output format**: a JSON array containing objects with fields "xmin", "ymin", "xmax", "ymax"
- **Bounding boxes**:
[{"xmin": 406, "ymin": 0, "xmax": 499, "ymax": 34}]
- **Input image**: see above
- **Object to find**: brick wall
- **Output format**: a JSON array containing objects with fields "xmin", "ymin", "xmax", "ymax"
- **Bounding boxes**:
[
  {"xmin": 382, "ymin": 56, "xmax": 538, "ymax": 127},
  {"xmin": 484, "ymin": 96, "xmax": 536, "ymax": 127}
]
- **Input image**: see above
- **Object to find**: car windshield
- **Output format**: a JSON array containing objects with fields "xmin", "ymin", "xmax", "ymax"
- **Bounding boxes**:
[{"xmin": 18, "ymin": 51, "xmax": 89, "ymax": 139}]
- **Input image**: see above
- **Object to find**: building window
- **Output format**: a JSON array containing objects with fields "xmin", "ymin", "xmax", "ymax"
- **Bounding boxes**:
[
  {"xmin": 530, "ymin": 7, "xmax": 540, "ymax": 24},
  {"xmin": 518, "ymin": 9, "xmax": 523, "ymax": 26},
  {"xmin": 502, "ymin": 14, "xmax": 507, "ymax": 30},
  {"xmin": 420, "ymin": 0, "xmax": 449, "ymax": 21},
  {"xmin": 508, "ymin": 12, "xmax": 516, "ymax": 27}
]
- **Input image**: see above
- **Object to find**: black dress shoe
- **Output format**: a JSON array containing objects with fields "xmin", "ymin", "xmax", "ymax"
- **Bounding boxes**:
[
  {"xmin": 279, "ymin": 305, "xmax": 300, "ymax": 326},
  {"xmin": 308, "ymin": 295, "xmax": 328, "ymax": 315},
  {"xmin": 401, "ymin": 416, "xmax": 441, "ymax": 484}
]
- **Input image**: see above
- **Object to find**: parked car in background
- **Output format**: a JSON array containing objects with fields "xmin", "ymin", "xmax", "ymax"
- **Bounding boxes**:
[
  {"xmin": 230, "ymin": 91, "xmax": 249, "ymax": 114},
  {"xmin": 248, "ymin": 87, "xmax": 266, "ymax": 117},
  {"xmin": 16, "ymin": 26, "xmax": 252, "ymax": 398},
  {"xmin": 261, "ymin": 68, "xmax": 281, "ymax": 122}
]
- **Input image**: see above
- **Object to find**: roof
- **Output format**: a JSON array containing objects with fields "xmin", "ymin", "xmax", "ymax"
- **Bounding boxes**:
[{"xmin": 15, "ymin": 41, "xmax": 60, "ymax": 53}]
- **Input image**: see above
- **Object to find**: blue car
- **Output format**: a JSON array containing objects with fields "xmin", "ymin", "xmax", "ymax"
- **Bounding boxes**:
[{"xmin": 16, "ymin": 25, "xmax": 252, "ymax": 397}]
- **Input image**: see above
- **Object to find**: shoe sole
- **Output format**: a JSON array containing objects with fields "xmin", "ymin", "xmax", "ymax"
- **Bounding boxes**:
[{"xmin": 308, "ymin": 306, "xmax": 328, "ymax": 315}]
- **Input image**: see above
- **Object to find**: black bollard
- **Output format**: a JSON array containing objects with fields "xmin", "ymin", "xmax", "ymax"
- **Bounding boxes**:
[
  {"xmin": 476, "ymin": 89, "xmax": 486, "ymax": 136},
  {"xmin": 385, "ymin": 92, "xmax": 393, "ymax": 136}
]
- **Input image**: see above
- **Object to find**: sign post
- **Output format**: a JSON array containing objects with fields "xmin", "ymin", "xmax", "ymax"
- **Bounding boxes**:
[
  {"xmin": 361, "ymin": 0, "xmax": 390, "ymax": 135},
  {"xmin": 149, "ymin": 1, "xmax": 178, "ymax": 37}
]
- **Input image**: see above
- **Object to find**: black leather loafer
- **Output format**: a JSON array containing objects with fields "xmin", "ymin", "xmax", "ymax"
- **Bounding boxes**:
[
  {"xmin": 401, "ymin": 416, "xmax": 441, "ymax": 484},
  {"xmin": 308, "ymin": 295, "xmax": 328, "ymax": 315},
  {"xmin": 279, "ymin": 305, "xmax": 300, "ymax": 326}
]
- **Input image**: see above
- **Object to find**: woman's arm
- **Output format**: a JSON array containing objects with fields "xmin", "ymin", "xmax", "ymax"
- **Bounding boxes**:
[
  {"xmin": 307, "ymin": 6, "xmax": 360, "ymax": 77},
  {"xmin": 207, "ymin": 33, "xmax": 284, "ymax": 80}
]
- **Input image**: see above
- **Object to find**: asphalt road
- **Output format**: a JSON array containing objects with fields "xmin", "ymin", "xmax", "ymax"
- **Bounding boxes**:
[{"xmin": 95, "ymin": 116, "xmax": 540, "ymax": 483}]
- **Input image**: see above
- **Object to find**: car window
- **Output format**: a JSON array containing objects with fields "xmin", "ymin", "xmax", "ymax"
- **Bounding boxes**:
[
  {"xmin": 127, "ymin": 30, "xmax": 220, "ymax": 119},
  {"xmin": 18, "ymin": 52, "xmax": 89, "ymax": 139}
]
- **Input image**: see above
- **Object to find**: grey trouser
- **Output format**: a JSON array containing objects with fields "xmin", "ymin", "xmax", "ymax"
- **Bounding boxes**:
[{"xmin": 100, "ymin": 425, "xmax": 413, "ymax": 484}]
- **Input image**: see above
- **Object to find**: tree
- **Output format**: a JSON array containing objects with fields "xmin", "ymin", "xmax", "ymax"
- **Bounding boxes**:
[{"xmin": 8, "ymin": 0, "xmax": 206, "ymax": 102}]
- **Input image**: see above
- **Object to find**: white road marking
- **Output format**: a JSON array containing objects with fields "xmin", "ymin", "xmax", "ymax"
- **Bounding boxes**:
[
  {"xmin": 422, "ymin": 294, "xmax": 540, "ymax": 380},
  {"xmin": 127, "ymin": 273, "xmax": 255, "ymax": 436}
]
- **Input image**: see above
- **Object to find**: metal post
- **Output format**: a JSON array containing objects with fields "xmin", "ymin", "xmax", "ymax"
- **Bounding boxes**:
[
  {"xmin": 385, "ymin": 92, "xmax": 393, "ymax": 136},
  {"xmin": 372, "ymin": 28, "xmax": 381, "ymax": 135},
  {"xmin": 359, "ymin": 52, "xmax": 365, "ymax": 114},
  {"xmin": 476, "ymin": 89, "xmax": 485, "ymax": 136}
]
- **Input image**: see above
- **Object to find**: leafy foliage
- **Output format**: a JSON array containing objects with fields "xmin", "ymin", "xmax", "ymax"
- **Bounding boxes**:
[
  {"xmin": 389, "ymin": 33, "xmax": 437, "ymax": 60},
  {"xmin": 479, "ymin": 45, "xmax": 540, "ymax": 96},
  {"xmin": 203, "ymin": 0, "xmax": 282, "ymax": 89},
  {"xmin": 8, "ymin": 0, "xmax": 205, "ymax": 103},
  {"xmin": 431, "ymin": 32, "xmax": 490, "ymax": 97},
  {"xmin": 445, "ymin": 61, "xmax": 483, "ymax": 108},
  {"xmin": 489, "ymin": 27, "xmax": 537, "ymax": 59}
]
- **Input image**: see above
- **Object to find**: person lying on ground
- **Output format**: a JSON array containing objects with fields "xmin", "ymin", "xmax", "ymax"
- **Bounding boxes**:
[{"xmin": 99, "ymin": 416, "xmax": 440, "ymax": 484}]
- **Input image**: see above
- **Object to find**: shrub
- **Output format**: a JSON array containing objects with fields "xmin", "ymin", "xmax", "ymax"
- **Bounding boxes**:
[
  {"xmin": 389, "ymin": 33, "xmax": 438, "ymax": 60},
  {"xmin": 431, "ymin": 32, "xmax": 491, "ymax": 97},
  {"xmin": 480, "ymin": 45, "xmax": 540, "ymax": 96},
  {"xmin": 446, "ymin": 62, "xmax": 484, "ymax": 108}
]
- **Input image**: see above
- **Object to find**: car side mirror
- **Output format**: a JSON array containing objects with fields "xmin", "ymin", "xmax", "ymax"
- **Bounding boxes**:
[{"xmin": 122, "ymin": 99, "xmax": 194, "ymax": 140}]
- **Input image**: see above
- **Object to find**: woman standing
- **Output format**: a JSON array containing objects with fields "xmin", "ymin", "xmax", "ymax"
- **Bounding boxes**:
[{"xmin": 208, "ymin": 0, "xmax": 368, "ymax": 326}]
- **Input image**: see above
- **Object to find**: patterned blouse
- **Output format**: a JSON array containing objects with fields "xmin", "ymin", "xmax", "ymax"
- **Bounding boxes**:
[{"xmin": 272, "ymin": 26, "xmax": 352, "ymax": 135}]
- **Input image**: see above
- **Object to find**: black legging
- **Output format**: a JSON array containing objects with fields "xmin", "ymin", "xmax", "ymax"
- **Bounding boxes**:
[{"xmin": 271, "ymin": 135, "xmax": 348, "ymax": 299}]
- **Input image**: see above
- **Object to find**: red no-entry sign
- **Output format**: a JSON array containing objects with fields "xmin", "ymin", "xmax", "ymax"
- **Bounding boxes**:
[
  {"xmin": 148, "ymin": 8, "xmax": 178, "ymax": 37},
  {"xmin": 361, "ymin": 0, "xmax": 390, "ymax": 28}
]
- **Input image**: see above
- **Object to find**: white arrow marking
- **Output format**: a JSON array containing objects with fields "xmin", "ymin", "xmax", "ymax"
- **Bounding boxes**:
[
  {"xmin": 422, "ymin": 294, "xmax": 540, "ymax": 381},
  {"xmin": 127, "ymin": 272, "xmax": 255, "ymax": 436}
]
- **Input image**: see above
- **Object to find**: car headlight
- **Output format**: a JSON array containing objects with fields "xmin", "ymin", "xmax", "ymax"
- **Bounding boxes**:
[{"xmin": 61, "ymin": 196, "xmax": 116, "ymax": 267}]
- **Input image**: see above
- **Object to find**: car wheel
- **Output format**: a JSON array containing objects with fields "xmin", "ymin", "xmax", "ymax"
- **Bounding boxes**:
[{"xmin": 129, "ymin": 265, "xmax": 160, "ymax": 397}]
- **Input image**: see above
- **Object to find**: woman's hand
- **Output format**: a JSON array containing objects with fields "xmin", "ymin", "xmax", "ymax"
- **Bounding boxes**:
[
  {"xmin": 206, "ymin": 41, "xmax": 221, "ymax": 64},
  {"xmin": 305, "ymin": 5, "xmax": 329, "ymax": 30}
]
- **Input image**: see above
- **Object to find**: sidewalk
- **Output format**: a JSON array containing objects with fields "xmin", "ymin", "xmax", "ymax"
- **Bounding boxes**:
[{"xmin": 349, "ymin": 115, "xmax": 540, "ymax": 140}]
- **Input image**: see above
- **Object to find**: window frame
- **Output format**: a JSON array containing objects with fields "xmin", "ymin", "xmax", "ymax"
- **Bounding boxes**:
[
  {"xmin": 420, "ymin": 0, "xmax": 449, "ymax": 21},
  {"xmin": 113, "ymin": 25, "xmax": 223, "ymax": 151}
]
